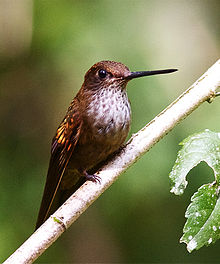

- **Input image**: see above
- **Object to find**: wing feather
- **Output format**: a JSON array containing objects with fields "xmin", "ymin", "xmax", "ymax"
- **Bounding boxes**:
[{"xmin": 36, "ymin": 103, "xmax": 81, "ymax": 229}]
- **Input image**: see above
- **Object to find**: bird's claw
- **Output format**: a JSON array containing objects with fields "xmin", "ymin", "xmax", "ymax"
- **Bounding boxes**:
[{"xmin": 84, "ymin": 171, "xmax": 101, "ymax": 184}]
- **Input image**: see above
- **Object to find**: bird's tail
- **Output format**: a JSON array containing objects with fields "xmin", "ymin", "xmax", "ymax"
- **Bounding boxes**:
[{"xmin": 35, "ymin": 175, "xmax": 86, "ymax": 230}]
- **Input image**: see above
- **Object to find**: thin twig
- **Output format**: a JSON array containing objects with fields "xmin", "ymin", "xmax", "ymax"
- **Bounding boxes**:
[{"xmin": 3, "ymin": 59, "xmax": 220, "ymax": 264}]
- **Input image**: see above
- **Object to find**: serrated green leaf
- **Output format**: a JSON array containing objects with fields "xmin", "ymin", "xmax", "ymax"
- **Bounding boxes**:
[
  {"xmin": 180, "ymin": 184, "xmax": 220, "ymax": 252},
  {"xmin": 169, "ymin": 130, "xmax": 220, "ymax": 252},
  {"xmin": 169, "ymin": 129, "xmax": 220, "ymax": 195}
]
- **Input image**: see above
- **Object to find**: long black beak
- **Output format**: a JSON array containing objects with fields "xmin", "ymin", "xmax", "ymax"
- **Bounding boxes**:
[{"xmin": 126, "ymin": 68, "xmax": 178, "ymax": 80}]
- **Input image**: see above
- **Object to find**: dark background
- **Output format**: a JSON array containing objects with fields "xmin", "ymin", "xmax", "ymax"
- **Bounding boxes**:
[{"xmin": 0, "ymin": 0, "xmax": 220, "ymax": 262}]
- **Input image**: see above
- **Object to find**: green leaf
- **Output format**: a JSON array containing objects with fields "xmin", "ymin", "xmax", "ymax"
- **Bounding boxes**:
[
  {"xmin": 169, "ymin": 129, "xmax": 220, "ymax": 195},
  {"xmin": 169, "ymin": 130, "xmax": 220, "ymax": 252},
  {"xmin": 181, "ymin": 184, "xmax": 220, "ymax": 252}
]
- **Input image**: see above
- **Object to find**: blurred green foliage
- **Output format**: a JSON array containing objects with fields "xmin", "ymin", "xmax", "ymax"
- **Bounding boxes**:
[{"xmin": 0, "ymin": 0, "xmax": 219, "ymax": 262}]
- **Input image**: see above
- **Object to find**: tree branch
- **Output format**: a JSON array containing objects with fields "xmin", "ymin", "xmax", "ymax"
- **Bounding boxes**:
[{"xmin": 4, "ymin": 59, "xmax": 220, "ymax": 264}]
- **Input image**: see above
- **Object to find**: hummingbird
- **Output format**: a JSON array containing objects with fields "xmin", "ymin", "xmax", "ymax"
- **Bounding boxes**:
[{"xmin": 36, "ymin": 61, "xmax": 177, "ymax": 229}]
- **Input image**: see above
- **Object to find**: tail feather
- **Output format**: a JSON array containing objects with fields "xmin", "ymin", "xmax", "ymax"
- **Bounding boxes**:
[{"xmin": 35, "ymin": 176, "xmax": 86, "ymax": 230}]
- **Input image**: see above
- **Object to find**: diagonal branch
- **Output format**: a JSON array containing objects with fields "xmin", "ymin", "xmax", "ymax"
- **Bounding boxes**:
[{"xmin": 3, "ymin": 59, "xmax": 220, "ymax": 264}]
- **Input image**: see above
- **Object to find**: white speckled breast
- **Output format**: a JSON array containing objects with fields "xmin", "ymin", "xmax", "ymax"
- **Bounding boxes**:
[{"xmin": 86, "ymin": 85, "xmax": 131, "ymax": 143}]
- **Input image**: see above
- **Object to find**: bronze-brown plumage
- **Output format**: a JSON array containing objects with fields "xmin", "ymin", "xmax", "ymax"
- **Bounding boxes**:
[{"xmin": 36, "ymin": 61, "xmax": 177, "ymax": 229}]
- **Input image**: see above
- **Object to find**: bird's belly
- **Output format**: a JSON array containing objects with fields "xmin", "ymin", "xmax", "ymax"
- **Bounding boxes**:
[
  {"xmin": 69, "ymin": 89, "xmax": 131, "ymax": 171},
  {"xmin": 68, "ymin": 120, "xmax": 130, "ymax": 172}
]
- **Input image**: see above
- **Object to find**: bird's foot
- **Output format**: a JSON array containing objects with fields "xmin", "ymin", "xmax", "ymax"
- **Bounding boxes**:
[{"xmin": 83, "ymin": 170, "xmax": 101, "ymax": 184}]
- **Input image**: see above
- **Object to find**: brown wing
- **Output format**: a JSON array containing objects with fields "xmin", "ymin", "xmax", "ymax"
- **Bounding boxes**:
[{"xmin": 35, "ymin": 102, "xmax": 82, "ymax": 229}]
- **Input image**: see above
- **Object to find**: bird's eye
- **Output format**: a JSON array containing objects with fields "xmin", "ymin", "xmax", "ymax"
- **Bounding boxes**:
[{"xmin": 98, "ymin": 69, "xmax": 107, "ymax": 78}]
